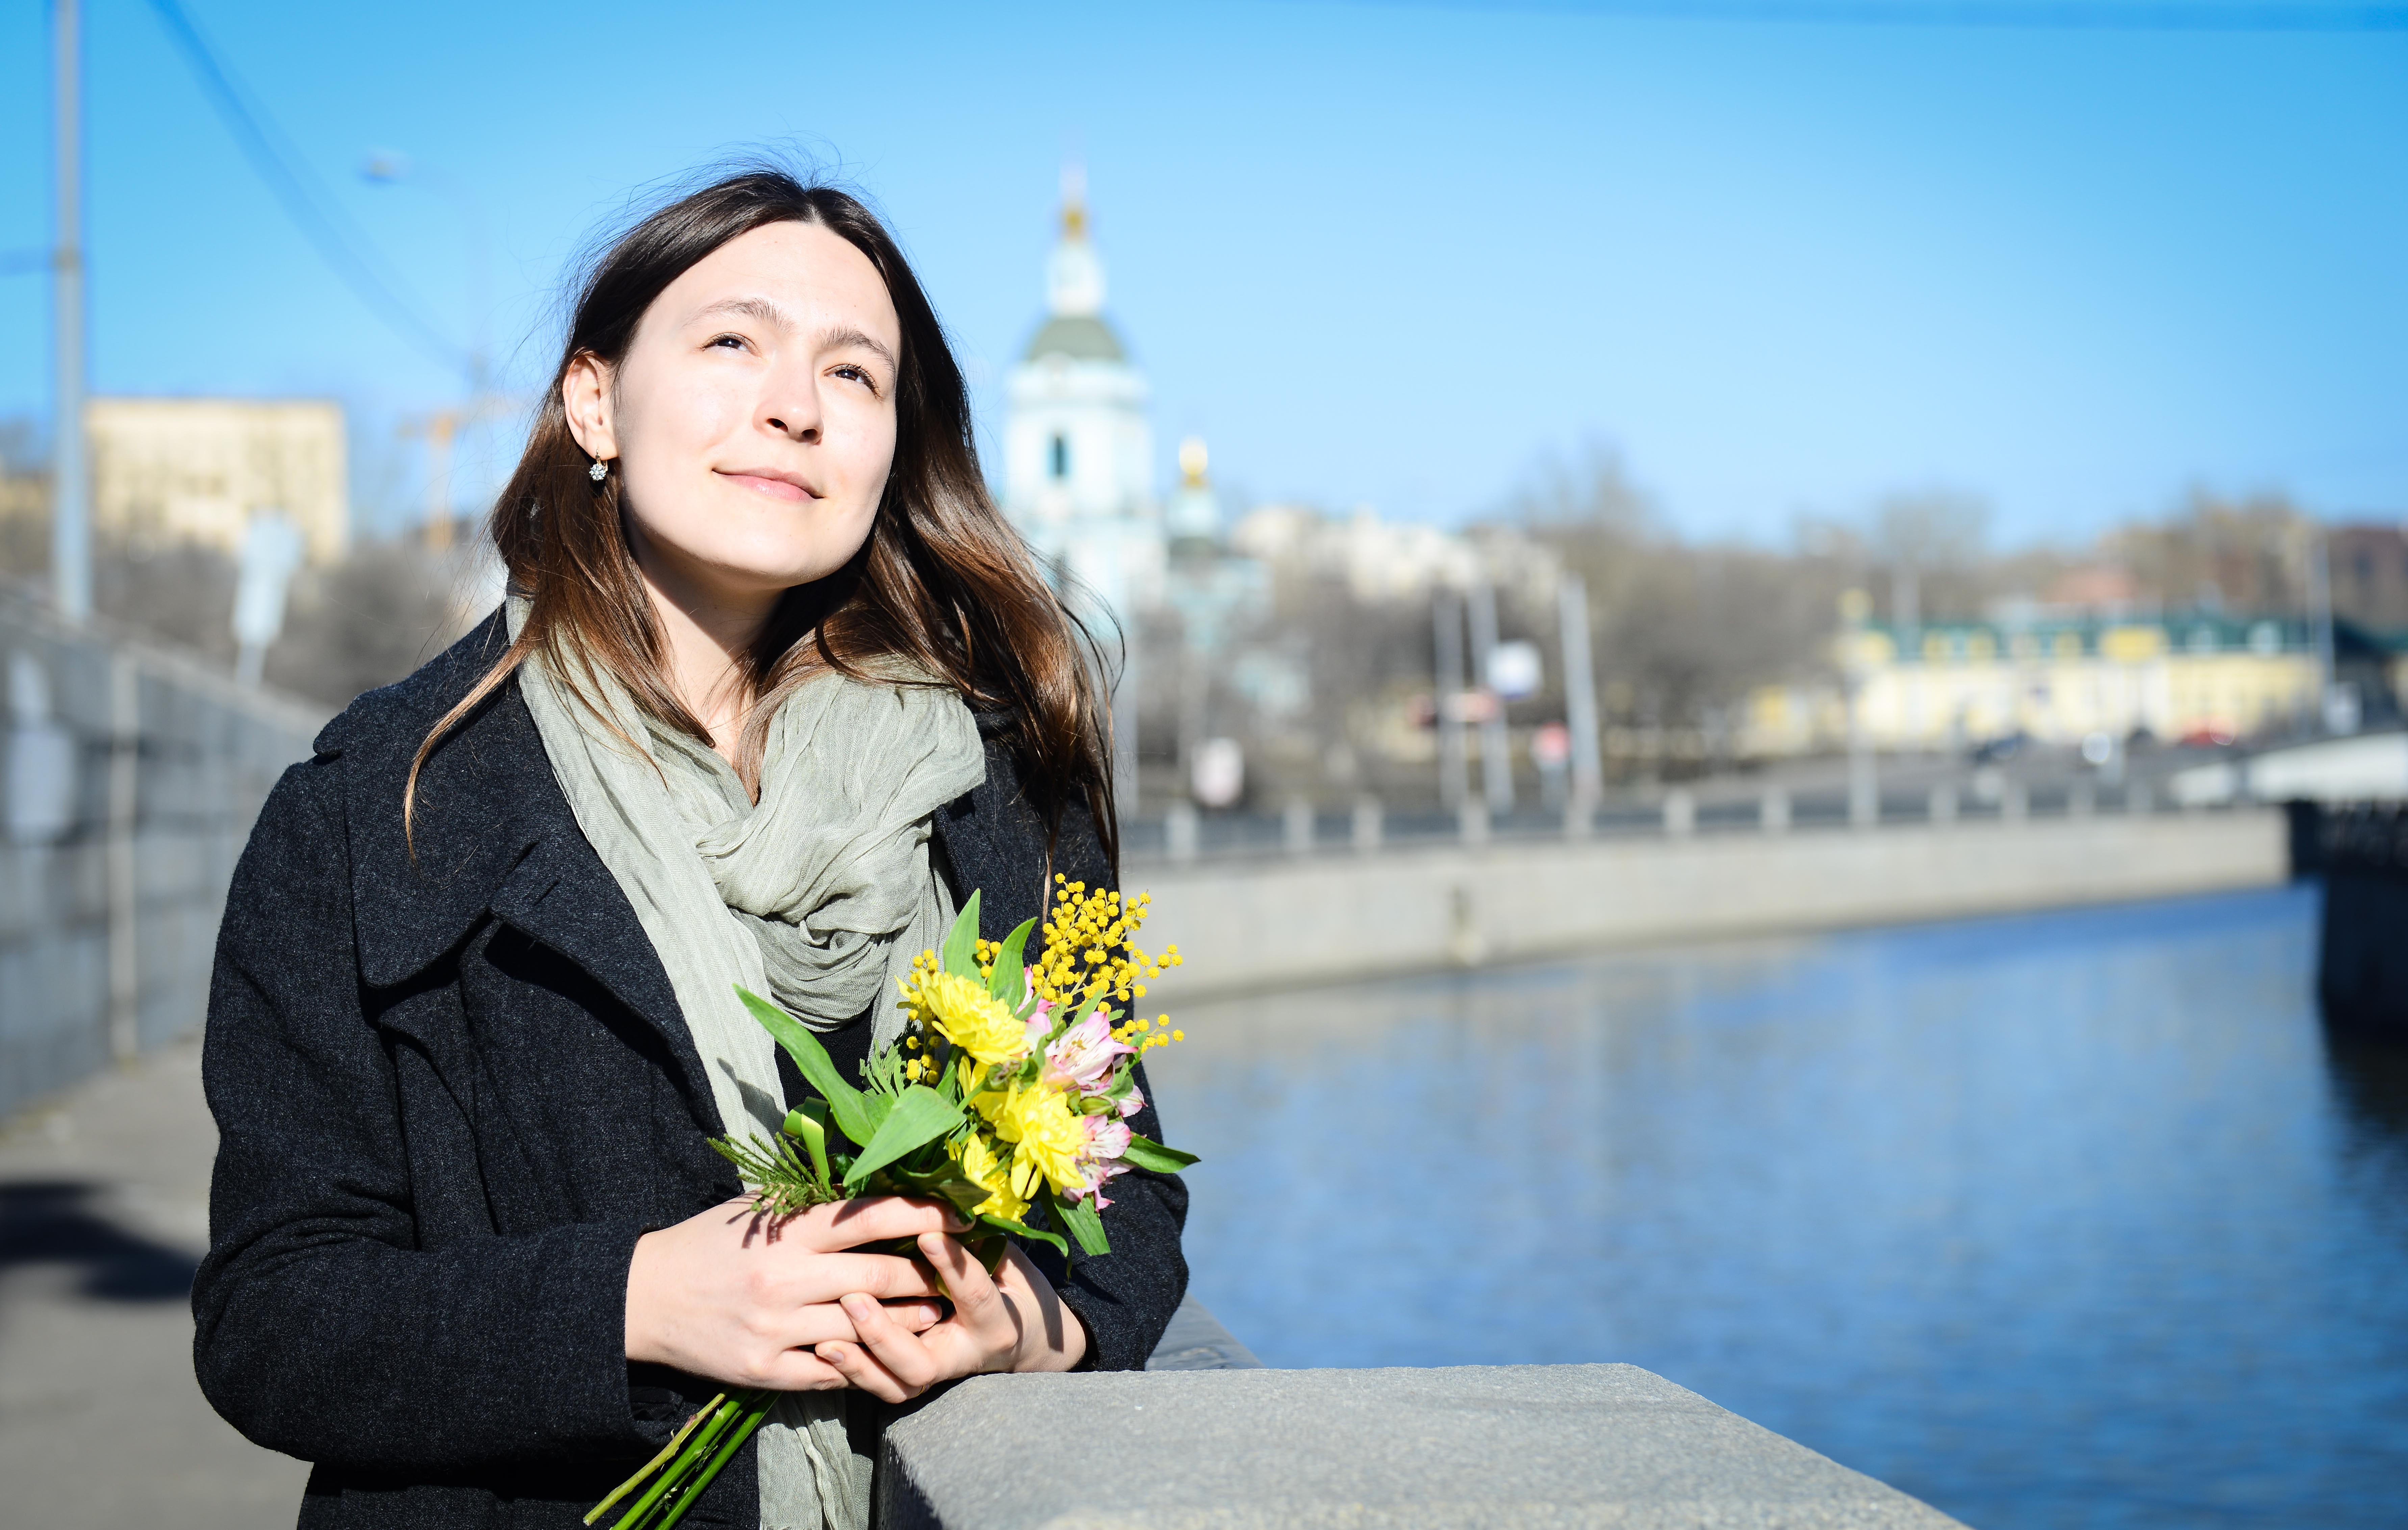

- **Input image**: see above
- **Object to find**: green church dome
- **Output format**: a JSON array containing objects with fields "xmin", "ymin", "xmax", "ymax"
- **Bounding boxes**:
[{"xmin": 1022, "ymin": 313, "xmax": 1127, "ymax": 364}]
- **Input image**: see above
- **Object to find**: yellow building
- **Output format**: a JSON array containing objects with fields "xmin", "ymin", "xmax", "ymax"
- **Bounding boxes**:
[
  {"xmin": 1744, "ymin": 615, "xmax": 2323, "ymax": 754},
  {"xmin": 86, "ymin": 397, "xmax": 348, "ymax": 565}
]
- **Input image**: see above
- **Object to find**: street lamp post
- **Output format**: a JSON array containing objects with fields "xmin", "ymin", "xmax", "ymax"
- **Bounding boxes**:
[{"xmin": 51, "ymin": 0, "xmax": 90, "ymax": 621}]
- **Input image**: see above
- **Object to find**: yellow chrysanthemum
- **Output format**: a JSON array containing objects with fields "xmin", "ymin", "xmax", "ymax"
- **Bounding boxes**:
[
  {"xmin": 919, "ymin": 971, "xmax": 1027, "ymax": 1067},
  {"xmin": 982, "ymin": 1079, "xmax": 1089, "ymax": 1199},
  {"xmin": 957, "ymin": 1130, "xmax": 1029, "ymax": 1224}
]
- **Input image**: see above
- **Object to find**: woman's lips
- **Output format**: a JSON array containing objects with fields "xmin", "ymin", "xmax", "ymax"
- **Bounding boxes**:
[{"xmin": 718, "ymin": 470, "xmax": 815, "ymax": 502}]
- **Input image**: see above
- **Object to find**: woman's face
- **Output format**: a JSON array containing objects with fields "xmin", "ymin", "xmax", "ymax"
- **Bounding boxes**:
[{"xmin": 563, "ymin": 220, "xmax": 903, "ymax": 605}]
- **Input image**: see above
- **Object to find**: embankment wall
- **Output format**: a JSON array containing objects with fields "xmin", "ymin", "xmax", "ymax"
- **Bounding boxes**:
[{"xmin": 1138, "ymin": 810, "xmax": 2288, "ymax": 1001}]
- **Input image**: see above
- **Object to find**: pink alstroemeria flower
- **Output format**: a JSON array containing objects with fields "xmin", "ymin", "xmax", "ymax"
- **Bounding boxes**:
[
  {"xmin": 1116, "ymin": 1082, "xmax": 1145, "ymax": 1120},
  {"xmin": 1042, "ymin": 1013, "xmax": 1133, "ymax": 1097},
  {"xmin": 1065, "ymin": 1115, "xmax": 1136, "ymax": 1207},
  {"xmin": 1021, "ymin": 998, "xmax": 1055, "ymax": 1052}
]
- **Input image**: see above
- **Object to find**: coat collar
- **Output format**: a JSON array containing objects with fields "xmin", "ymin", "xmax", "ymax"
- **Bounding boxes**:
[{"xmin": 319, "ymin": 614, "xmax": 699, "ymax": 1097}]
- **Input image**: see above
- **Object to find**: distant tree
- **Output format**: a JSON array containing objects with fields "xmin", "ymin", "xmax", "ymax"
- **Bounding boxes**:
[
  {"xmin": 1871, "ymin": 489, "xmax": 1990, "ymax": 627},
  {"xmin": 1512, "ymin": 449, "xmax": 1854, "ymax": 737},
  {"xmin": 95, "ymin": 541, "xmax": 242, "ymax": 665},
  {"xmin": 265, "ymin": 541, "xmax": 473, "ymax": 708},
  {"xmin": 2104, "ymin": 490, "xmax": 2314, "ymax": 614}
]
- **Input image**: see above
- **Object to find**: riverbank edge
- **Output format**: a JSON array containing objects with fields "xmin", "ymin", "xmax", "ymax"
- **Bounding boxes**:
[{"xmin": 1135, "ymin": 809, "xmax": 2287, "ymax": 1003}]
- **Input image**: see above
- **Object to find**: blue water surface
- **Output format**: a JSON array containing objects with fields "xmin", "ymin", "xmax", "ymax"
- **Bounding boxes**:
[{"xmin": 1144, "ymin": 885, "xmax": 2408, "ymax": 1530}]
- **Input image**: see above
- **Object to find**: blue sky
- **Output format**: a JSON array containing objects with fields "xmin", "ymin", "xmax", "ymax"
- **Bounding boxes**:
[{"xmin": 0, "ymin": 0, "xmax": 2401, "ymax": 546}]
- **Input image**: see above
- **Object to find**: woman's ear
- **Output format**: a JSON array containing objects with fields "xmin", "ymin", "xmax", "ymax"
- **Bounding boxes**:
[{"xmin": 561, "ymin": 353, "xmax": 619, "ymax": 462}]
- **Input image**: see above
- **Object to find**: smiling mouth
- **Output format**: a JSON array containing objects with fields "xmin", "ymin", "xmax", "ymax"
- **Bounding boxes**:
[{"xmin": 717, "ymin": 469, "xmax": 818, "ymax": 502}]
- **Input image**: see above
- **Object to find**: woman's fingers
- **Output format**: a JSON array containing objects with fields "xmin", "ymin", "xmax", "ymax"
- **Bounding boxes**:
[
  {"xmin": 778, "ymin": 1250, "xmax": 945, "ymax": 1306},
  {"xmin": 815, "ymin": 1333, "xmax": 921, "ymax": 1403},
  {"xmin": 919, "ymin": 1232, "xmax": 1019, "ymax": 1359},
  {"xmin": 802, "ymin": 1195, "xmax": 968, "ymax": 1253},
  {"xmin": 762, "ymin": 1298, "xmax": 944, "ymax": 1352},
  {"xmin": 888, "ymin": 1297, "xmax": 945, "ymax": 1333},
  {"xmin": 835, "ymin": 1292, "xmax": 945, "ymax": 1395},
  {"xmin": 753, "ymin": 1346, "xmax": 853, "ymax": 1393}
]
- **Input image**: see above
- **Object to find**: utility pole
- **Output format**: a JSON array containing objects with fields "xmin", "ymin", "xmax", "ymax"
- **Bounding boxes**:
[
  {"xmin": 413, "ymin": 410, "xmax": 459, "ymax": 551},
  {"xmin": 1467, "ymin": 580, "xmax": 1514, "ymax": 815},
  {"xmin": 1557, "ymin": 573, "xmax": 1603, "ymax": 809},
  {"xmin": 52, "ymin": 0, "xmax": 90, "ymax": 621},
  {"xmin": 2308, "ymin": 525, "xmax": 2336, "ymax": 733},
  {"xmin": 1433, "ymin": 590, "xmax": 1468, "ymax": 811}
]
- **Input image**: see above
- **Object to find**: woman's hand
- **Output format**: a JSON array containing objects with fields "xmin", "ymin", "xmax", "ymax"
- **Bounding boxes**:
[
  {"xmin": 810, "ymin": 1233, "xmax": 1089, "ymax": 1402},
  {"xmin": 625, "ymin": 1196, "xmax": 957, "ymax": 1391}
]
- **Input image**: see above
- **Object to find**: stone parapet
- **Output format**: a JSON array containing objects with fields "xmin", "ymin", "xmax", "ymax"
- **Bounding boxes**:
[
  {"xmin": 1141, "ymin": 809, "xmax": 2286, "ymax": 1002},
  {"xmin": 879, "ymin": 1362, "xmax": 1967, "ymax": 1529}
]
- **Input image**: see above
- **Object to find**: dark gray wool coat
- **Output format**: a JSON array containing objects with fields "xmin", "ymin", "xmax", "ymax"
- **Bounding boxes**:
[{"xmin": 192, "ymin": 612, "xmax": 1189, "ymax": 1529}]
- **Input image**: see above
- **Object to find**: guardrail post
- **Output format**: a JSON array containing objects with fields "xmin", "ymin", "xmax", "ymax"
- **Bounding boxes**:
[
  {"xmin": 1565, "ymin": 788, "xmax": 1594, "ymax": 840},
  {"xmin": 1166, "ymin": 801, "xmax": 1199, "ymax": 863},
  {"xmin": 1758, "ymin": 785, "xmax": 1789, "ymax": 834},
  {"xmin": 1458, "ymin": 799, "xmax": 1490, "ymax": 846},
  {"xmin": 105, "ymin": 651, "xmax": 138, "ymax": 1061},
  {"xmin": 1849, "ymin": 766, "xmax": 1879, "ymax": 830},
  {"xmin": 1283, "ymin": 797, "xmax": 1314, "ymax": 855},
  {"xmin": 1663, "ymin": 788, "xmax": 1694, "ymax": 838},
  {"xmin": 1351, "ymin": 794, "xmax": 1383, "ymax": 854}
]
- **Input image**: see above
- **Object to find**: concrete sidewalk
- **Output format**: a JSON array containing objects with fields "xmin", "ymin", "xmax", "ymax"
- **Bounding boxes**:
[{"xmin": 0, "ymin": 1034, "xmax": 311, "ymax": 1528}]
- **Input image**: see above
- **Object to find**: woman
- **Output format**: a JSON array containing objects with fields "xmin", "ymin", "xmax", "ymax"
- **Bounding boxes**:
[{"xmin": 192, "ymin": 168, "xmax": 1188, "ymax": 1530}]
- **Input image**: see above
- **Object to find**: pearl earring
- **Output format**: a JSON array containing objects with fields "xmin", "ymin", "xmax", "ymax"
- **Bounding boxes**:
[{"xmin": 589, "ymin": 459, "xmax": 609, "ymax": 482}]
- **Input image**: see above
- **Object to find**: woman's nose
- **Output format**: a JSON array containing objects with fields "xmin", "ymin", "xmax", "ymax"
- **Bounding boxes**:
[{"xmin": 761, "ymin": 369, "xmax": 823, "ymax": 443}]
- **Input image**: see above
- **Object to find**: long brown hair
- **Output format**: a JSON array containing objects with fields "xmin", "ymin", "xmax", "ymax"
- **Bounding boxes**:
[{"xmin": 409, "ymin": 168, "xmax": 1117, "ymax": 865}]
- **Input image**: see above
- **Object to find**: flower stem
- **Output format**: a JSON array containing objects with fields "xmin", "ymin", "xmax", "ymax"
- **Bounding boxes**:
[
  {"xmin": 652, "ymin": 1394, "xmax": 774, "ymax": 1530},
  {"xmin": 584, "ymin": 1393, "xmax": 724, "ymax": 1526},
  {"xmin": 606, "ymin": 1395, "xmax": 742, "ymax": 1530}
]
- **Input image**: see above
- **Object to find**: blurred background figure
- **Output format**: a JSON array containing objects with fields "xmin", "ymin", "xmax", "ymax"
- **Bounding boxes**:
[{"xmin": 1, "ymin": 1, "xmax": 2404, "ymax": 1526}]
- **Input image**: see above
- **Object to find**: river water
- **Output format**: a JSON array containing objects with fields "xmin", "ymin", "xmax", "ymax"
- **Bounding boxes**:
[{"xmin": 1145, "ymin": 884, "xmax": 2408, "ymax": 1529}]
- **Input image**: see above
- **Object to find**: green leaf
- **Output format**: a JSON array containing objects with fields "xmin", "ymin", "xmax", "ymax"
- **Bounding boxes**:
[
  {"xmin": 736, "ymin": 987, "xmax": 875, "ymax": 1147},
  {"xmin": 781, "ymin": 1104, "xmax": 831, "ymax": 1185},
  {"xmin": 978, "ymin": 1210, "xmax": 1067, "ymax": 1257},
  {"xmin": 941, "ymin": 893, "xmax": 982, "ymax": 979},
  {"xmin": 1052, "ymin": 1190, "xmax": 1112, "ymax": 1258},
  {"xmin": 987, "ymin": 916, "xmax": 1038, "ymax": 1006},
  {"xmin": 842, "ymin": 1085, "xmax": 966, "ymax": 1190},
  {"xmin": 1118, "ymin": 1133, "xmax": 1200, "ymax": 1173},
  {"xmin": 881, "ymin": 1164, "xmax": 989, "ymax": 1217}
]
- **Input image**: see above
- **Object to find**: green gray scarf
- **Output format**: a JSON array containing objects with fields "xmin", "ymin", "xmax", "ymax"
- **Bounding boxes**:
[{"xmin": 510, "ymin": 600, "xmax": 985, "ymax": 1530}]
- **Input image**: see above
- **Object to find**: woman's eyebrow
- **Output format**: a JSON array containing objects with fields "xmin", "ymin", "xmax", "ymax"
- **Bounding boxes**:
[
  {"xmin": 694, "ymin": 296, "xmax": 794, "ymax": 330},
  {"xmin": 818, "ymin": 326, "xmax": 898, "ymax": 372}
]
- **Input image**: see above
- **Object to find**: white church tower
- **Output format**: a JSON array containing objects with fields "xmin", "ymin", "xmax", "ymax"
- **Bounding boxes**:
[{"xmin": 1003, "ymin": 166, "xmax": 1163, "ymax": 622}]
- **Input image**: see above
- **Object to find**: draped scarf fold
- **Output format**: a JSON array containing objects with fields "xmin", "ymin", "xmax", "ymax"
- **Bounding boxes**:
[{"xmin": 508, "ymin": 599, "xmax": 986, "ymax": 1530}]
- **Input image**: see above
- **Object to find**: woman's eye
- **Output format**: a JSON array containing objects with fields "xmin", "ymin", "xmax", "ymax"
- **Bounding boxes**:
[
  {"xmin": 707, "ymin": 334, "xmax": 747, "ymax": 351},
  {"xmin": 834, "ymin": 364, "xmax": 881, "ymax": 394}
]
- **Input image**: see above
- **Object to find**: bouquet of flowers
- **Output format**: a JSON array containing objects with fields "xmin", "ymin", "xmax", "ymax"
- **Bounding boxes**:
[{"xmin": 586, "ymin": 877, "xmax": 1198, "ymax": 1530}]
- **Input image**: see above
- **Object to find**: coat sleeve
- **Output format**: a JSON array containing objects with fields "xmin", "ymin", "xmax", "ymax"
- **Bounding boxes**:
[
  {"xmin": 1034, "ymin": 790, "xmax": 1191, "ymax": 1374},
  {"xmin": 191, "ymin": 756, "xmax": 661, "ymax": 1473}
]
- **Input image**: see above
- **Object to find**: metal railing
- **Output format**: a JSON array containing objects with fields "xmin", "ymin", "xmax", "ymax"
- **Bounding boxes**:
[{"xmin": 1126, "ymin": 774, "xmax": 2192, "ymax": 866}]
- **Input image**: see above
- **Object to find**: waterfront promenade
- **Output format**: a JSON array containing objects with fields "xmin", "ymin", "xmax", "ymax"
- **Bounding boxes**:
[{"xmin": 0, "ymin": 1034, "xmax": 309, "ymax": 1527}]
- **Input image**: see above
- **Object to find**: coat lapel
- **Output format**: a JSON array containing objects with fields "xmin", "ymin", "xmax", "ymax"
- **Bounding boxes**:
[{"xmin": 329, "ymin": 616, "xmax": 714, "ymax": 1120}]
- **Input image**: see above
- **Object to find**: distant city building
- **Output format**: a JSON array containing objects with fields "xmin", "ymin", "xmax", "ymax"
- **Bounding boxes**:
[
  {"xmin": 1740, "ymin": 613, "xmax": 2401, "ymax": 755},
  {"xmin": 2330, "ymin": 522, "xmax": 2408, "ymax": 636},
  {"xmin": 1002, "ymin": 167, "xmax": 1160, "ymax": 623},
  {"xmin": 1161, "ymin": 437, "xmax": 1270, "ymax": 661},
  {"xmin": 1228, "ymin": 503, "xmax": 1559, "ymax": 606},
  {"xmin": 1165, "ymin": 437, "xmax": 1221, "ymax": 552},
  {"xmin": 85, "ymin": 397, "xmax": 348, "ymax": 566}
]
